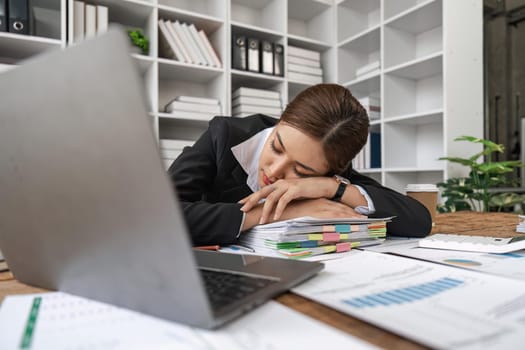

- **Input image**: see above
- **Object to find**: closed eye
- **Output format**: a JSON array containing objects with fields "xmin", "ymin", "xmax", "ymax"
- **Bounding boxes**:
[
  {"xmin": 272, "ymin": 135, "xmax": 320, "ymax": 178},
  {"xmin": 293, "ymin": 168, "xmax": 311, "ymax": 178},
  {"xmin": 270, "ymin": 139, "xmax": 282, "ymax": 154}
]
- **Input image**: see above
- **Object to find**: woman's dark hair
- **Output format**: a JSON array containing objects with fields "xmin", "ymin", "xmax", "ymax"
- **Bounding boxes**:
[{"xmin": 280, "ymin": 84, "xmax": 369, "ymax": 174}]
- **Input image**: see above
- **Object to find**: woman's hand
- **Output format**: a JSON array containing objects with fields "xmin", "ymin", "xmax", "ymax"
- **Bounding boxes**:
[
  {"xmin": 286, "ymin": 198, "xmax": 365, "ymax": 220},
  {"xmin": 239, "ymin": 177, "xmax": 362, "ymax": 224},
  {"xmin": 240, "ymin": 197, "xmax": 366, "ymax": 230},
  {"xmin": 239, "ymin": 177, "xmax": 332, "ymax": 224}
]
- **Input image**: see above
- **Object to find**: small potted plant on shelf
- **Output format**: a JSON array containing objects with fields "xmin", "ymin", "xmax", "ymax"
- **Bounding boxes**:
[
  {"xmin": 438, "ymin": 136, "xmax": 525, "ymax": 213},
  {"xmin": 127, "ymin": 28, "xmax": 149, "ymax": 55}
]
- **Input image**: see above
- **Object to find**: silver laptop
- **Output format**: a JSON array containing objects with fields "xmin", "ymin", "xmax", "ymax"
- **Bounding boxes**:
[{"xmin": 0, "ymin": 27, "xmax": 323, "ymax": 329}]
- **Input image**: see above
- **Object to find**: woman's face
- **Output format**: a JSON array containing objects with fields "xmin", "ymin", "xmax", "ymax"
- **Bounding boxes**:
[{"xmin": 258, "ymin": 123, "xmax": 330, "ymax": 188}]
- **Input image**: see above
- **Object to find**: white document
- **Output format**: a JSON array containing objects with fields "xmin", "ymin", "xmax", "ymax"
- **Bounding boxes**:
[
  {"xmin": 0, "ymin": 292, "xmax": 379, "ymax": 350},
  {"xmin": 364, "ymin": 238, "xmax": 525, "ymax": 281},
  {"xmin": 255, "ymin": 216, "xmax": 394, "ymax": 229},
  {"xmin": 293, "ymin": 250, "xmax": 525, "ymax": 350},
  {"xmin": 360, "ymin": 237, "xmax": 420, "ymax": 253}
]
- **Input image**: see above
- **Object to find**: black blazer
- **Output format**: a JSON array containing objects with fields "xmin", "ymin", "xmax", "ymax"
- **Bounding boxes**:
[{"xmin": 168, "ymin": 115, "xmax": 432, "ymax": 245}]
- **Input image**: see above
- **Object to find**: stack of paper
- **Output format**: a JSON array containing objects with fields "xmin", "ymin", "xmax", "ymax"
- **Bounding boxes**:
[
  {"xmin": 287, "ymin": 46, "xmax": 323, "ymax": 85},
  {"xmin": 232, "ymin": 87, "xmax": 282, "ymax": 118},
  {"xmin": 164, "ymin": 96, "xmax": 221, "ymax": 121},
  {"xmin": 159, "ymin": 139, "xmax": 194, "ymax": 169},
  {"xmin": 239, "ymin": 216, "xmax": 391, "ymax": 259}
]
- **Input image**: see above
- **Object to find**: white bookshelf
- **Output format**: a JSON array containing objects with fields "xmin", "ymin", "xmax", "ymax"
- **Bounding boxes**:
[
  {"xmin": 3, "ymin": 0, "xmax": 483, "ymax": 193},
  {"xmin": 338, "ymin": 0, "xmax": 483, "ymax": 193}
]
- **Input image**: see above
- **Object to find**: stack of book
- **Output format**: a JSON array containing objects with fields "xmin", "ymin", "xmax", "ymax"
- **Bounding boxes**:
[
  {"xmin": 232, "ymin": 87, "xmax": 282, "ymax": 118},
  {"xmin": 287, "ymin": 46, "xmax": 323, "ymax": 85},
  {"xmin": 72, "ymin": 1, "xmax": 108, "ymax": 43},
  {"xmin": 158, "ymin": 19, "xmax": 221, "ymax": 68},
  {"xmin": 355, "ymin": 60, "xmax": 380, "ymax": 79},
  {"xmin": 164, "ymin": 96, "xmax": 221, "ymax": 121},
  {"xmin": 159, "ymin": 139, "xmax": 194, "ymax": 169},
  {"xmin": 358, "ymin": 96, "xmax": 381, "ymax": 120},
  {"xmin": 238, "ymin": 217, "xmax": 391, "ymax": 259}
]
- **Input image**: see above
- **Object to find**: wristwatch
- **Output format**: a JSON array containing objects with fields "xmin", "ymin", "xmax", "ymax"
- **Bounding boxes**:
[{"xmin": 331, "ymin": 175, "xmax": 350, "ymax": 202}]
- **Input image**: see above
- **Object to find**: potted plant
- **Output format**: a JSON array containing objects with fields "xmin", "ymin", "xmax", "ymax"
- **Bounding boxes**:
[
  {"xmin": 127, "ymin": 28, "xmax": 149, "ymax": 55},
  {"xmin": 438, "ymin": 136, "xmax": 525, "ymax": 212}
]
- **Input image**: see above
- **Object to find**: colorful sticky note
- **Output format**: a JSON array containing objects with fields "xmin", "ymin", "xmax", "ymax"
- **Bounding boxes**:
[
  {"xmin": 323, "ymin": 232, "xmax": 340, "ymax": 242},
  {"xmin": 336, "ymin": 242, "xmax": 351, "ymax": 252}
]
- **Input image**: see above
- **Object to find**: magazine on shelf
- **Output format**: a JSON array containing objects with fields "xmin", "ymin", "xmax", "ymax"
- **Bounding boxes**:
[
  {"xmin": 288, "ymin": 71, "xmax": 323, "ymax": 85},
  {"xmin": 287, "ymin": 45, "xmax": 321, "ymax": 61},
  {"xmin": 288, "ymin": 55, "xmax": 321, "ymax": 67},
  {"xmin": 163, "ymin": 109, "xmax": 214, "ymax": 121},
  {"xmin": 288, "ymin": 63, "xmax": 323, "ymax": 76},
  {"xmin": 172, "ymin": 96, "xmax": 220, "ymax": 105},
  {"xmin": 164, "ymin": 99, "xmax": 221, "ymax": 114},
  {"xmin": 232, "ymin": 87, "xmax": 280, "ymax": 100},
  {"xmin": 232, "ymin": 105, "xmax": 282, "ymax": 116},
  {"xmin": 232, "ymin": 96, "xmax": 281, "ymax": 108}
]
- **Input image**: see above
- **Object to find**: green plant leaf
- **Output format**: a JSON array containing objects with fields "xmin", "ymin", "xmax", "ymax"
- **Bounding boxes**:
[
  {"xmin": 437, "ymin": 135, "xmax": 524, "ymax": 212},
  {"xmin": 438, "ymin": 157, "xmax": 476, "ymax": 167}
]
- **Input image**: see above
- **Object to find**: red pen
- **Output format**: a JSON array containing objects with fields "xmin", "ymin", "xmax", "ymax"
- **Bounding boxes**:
[{"xmin": 194, "ymin": 245, "xmax": 220, "ymax": 251}]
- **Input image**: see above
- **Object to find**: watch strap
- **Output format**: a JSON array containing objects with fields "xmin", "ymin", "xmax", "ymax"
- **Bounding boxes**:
[{"xmin": 331, "ymin": 175, "xmax": 349, "ymax": 202}]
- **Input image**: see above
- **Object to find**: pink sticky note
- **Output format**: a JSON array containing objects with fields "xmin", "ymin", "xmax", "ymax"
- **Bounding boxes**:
[
  {"xmin": 336, "ymin": 242, "xmax": 351, "ymax": 252},
  {"xmin": 322, "ymin": 232, "xmax": 340, "ymax": 242}
]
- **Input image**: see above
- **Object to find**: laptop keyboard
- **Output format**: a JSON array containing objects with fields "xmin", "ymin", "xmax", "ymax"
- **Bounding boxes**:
[{"xmin": 200, "ymin": 269, "xmax": 278, "ymax": 311}]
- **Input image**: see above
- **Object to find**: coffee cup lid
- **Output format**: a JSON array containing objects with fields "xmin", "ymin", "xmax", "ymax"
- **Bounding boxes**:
[{"xmin": 405, "ymin": 184, "xmax": 439, "ymax": 192}]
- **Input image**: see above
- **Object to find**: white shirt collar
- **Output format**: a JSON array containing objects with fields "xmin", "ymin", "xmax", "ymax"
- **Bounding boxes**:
[{"xmin": 231, "ymin": 127, "xmax": 274, "ymax": 193}]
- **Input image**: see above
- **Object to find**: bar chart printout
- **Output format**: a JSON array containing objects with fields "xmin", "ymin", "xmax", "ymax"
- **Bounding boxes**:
[
  {"xmin": 344, "ymin": 277, "xmax": 464, "ymax": 307},
  {"xmin": 292, "ymin": 250, "xmax": 525, "ymax": 350}
]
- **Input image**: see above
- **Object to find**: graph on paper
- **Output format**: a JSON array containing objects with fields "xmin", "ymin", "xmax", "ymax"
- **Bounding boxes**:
[
  {"xmin": 343, "ymin": 277, "xmax": 464, "ymax": 308},
  {"xmin": 292, "ymin": 250, "xmax": 525, "ymax": 349}
]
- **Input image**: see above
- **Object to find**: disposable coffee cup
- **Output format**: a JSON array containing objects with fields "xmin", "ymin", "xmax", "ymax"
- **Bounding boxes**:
[{"xmin": 405, "ymin": 184, "xmax": 439, "ymax": 226}]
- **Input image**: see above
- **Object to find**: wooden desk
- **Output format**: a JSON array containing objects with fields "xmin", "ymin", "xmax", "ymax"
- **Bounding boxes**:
[{"xmin": 0, "ymin": 212, "xmax": 520, "ymax": 349}]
